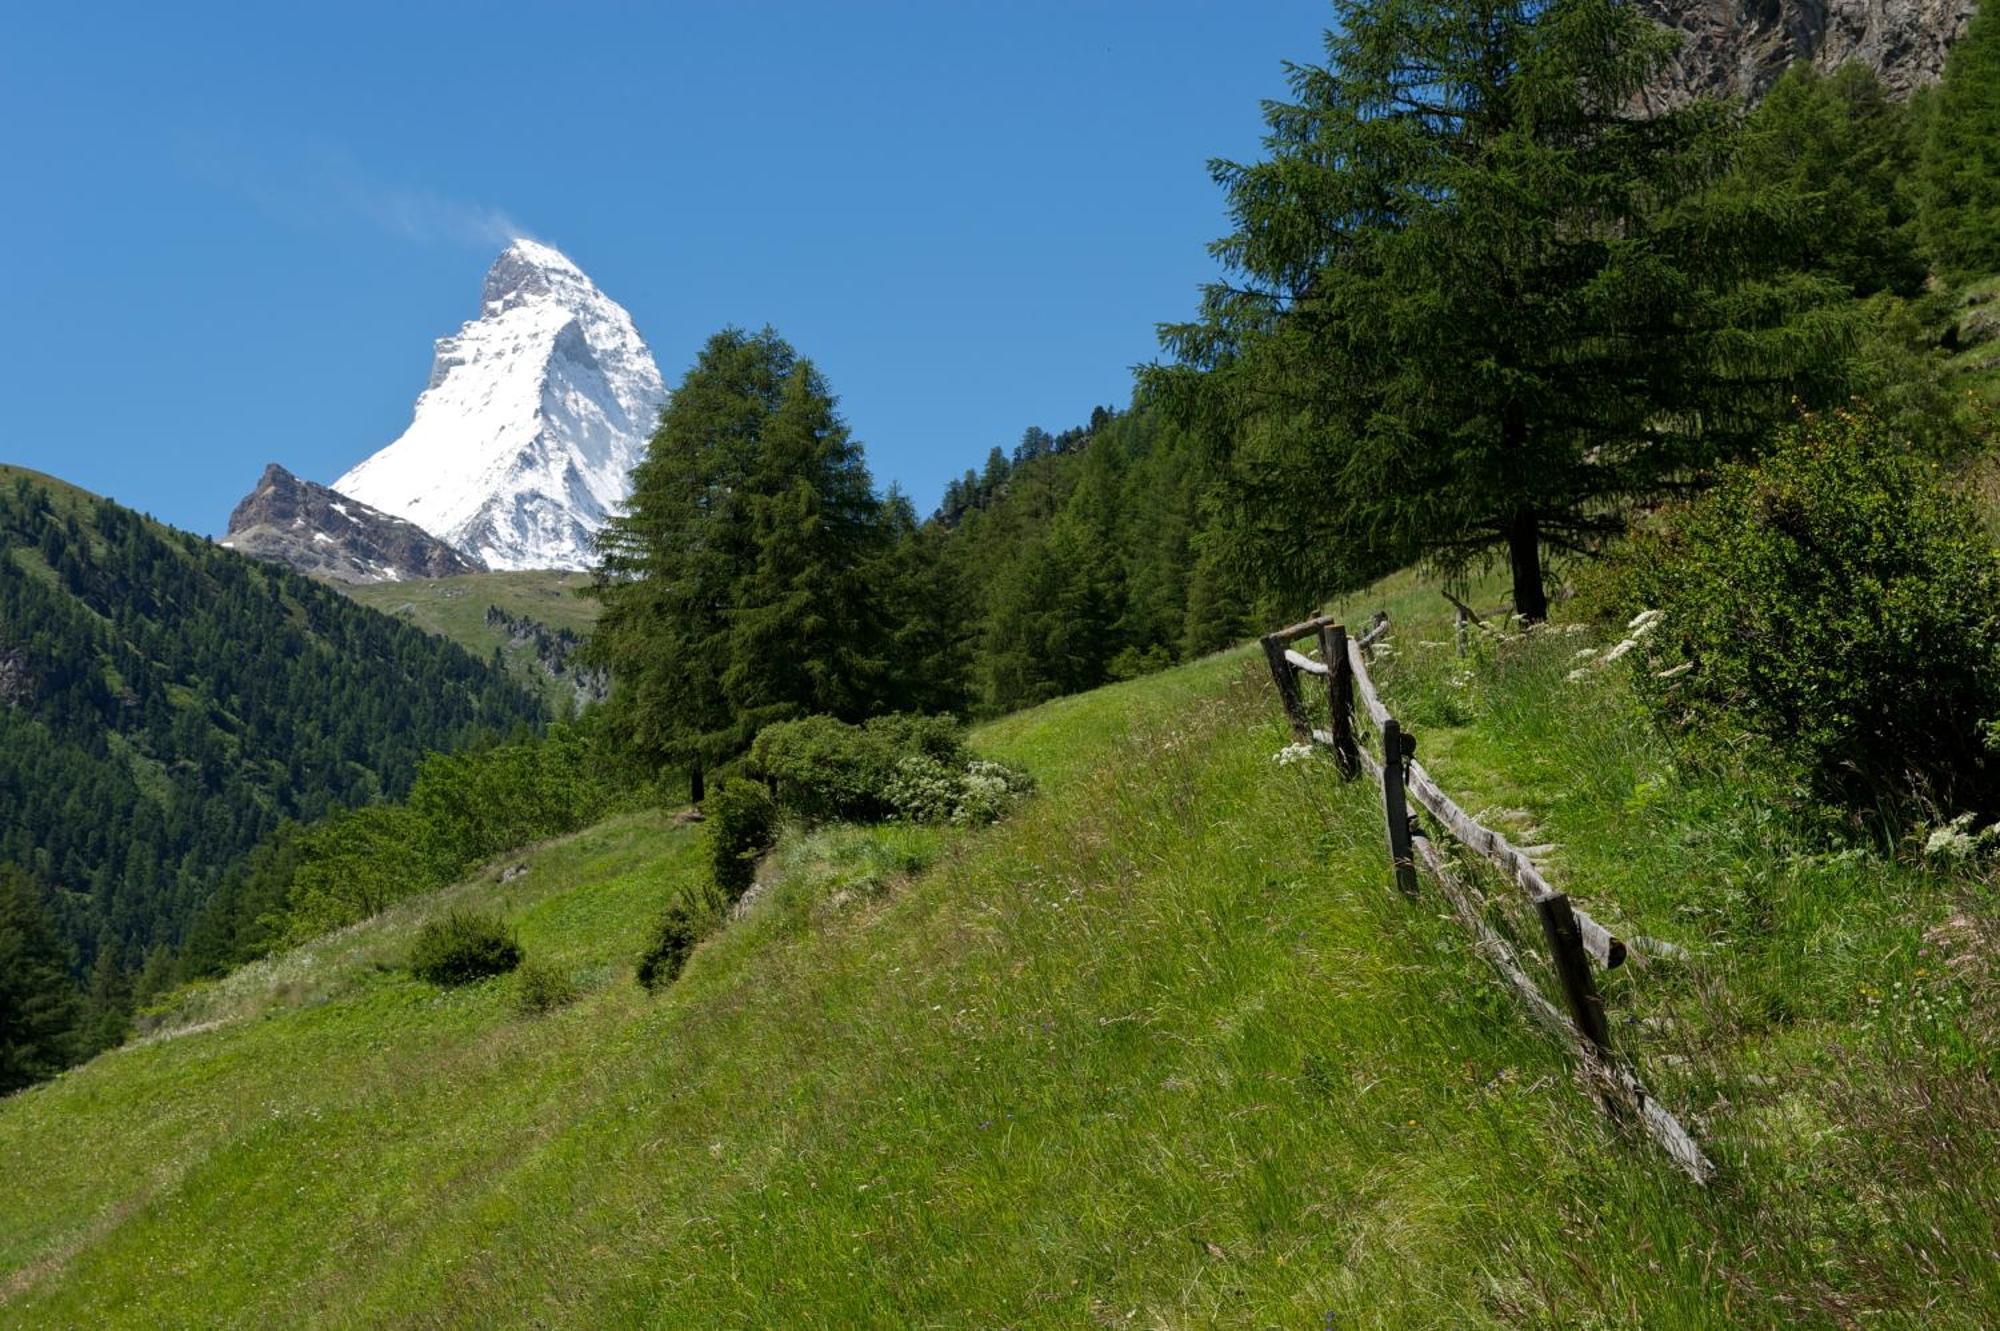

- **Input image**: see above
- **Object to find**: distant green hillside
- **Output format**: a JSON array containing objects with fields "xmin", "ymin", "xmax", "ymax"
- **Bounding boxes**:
[
  {"xmin": 0, "ymin": 466, "xmax": 544, "ymax": 1004},
  {"xmin": 342, "ymin": 570, "xmax": 599, "ymax": 709},
  {"xmin": 2, "ymin": 584, "xmax": 1990, "ymax": 1326}
]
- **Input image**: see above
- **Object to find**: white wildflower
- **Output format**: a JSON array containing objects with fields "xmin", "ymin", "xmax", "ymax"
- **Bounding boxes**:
[
  {"xmin": 1655, "ymin": 661, "xmax": 1694, "ymax": 679},
  {"xmin": 1565, "ymin": 668, "xmax": 1591, "ymax": 683},
  {"xmin": 1925, "ymin": 812, "xmax": 1981, "ymax": 862},
  {"xmin": 1573, "ymin": 647, "xmax": 1599, "ymax": 661},
  {"xmin": 1601, "ymin": 638, "xmax": 1638, "ymax": 663},
  {"xmin": 1627, "ymin": 608, "xmax": 1664, "ymax": 632},
  {"xmin": 1273, "ymin": 743, "xmax": 1317, "ymax": 767}
]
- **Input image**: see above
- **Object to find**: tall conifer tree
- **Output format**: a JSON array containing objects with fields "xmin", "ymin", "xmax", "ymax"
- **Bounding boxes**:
[
  {"xmin": 590, "ymin": 328, "xmax": 794, "ymax": 800},
  {"xmin": 1737, "ymin": 63, "xmax": 1924, "ymax": 298},
  {"xmin": 593, "ymin": 329, "xmax": 902, "ymax": 786},
  {"xmin": 1151, "ymin": 0, "xmax": 1849, "ymax": 618},
  {"xmin": 725, "ymin": 360, "xmax": 892, "ymax": 731},
  {"xmin": 875, "ymin": 491, "xmax": 974, "ymax": 716}
]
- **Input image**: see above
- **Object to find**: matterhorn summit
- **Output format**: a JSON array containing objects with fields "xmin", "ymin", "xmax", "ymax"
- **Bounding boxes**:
[{"xmin": 334, "ymin": 239, "xmax": 667, "ymax": 571}]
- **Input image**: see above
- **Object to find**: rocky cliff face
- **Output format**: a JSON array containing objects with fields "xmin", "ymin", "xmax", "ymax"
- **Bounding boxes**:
[
  {"xmin": 1637, "ymin": 0, "xmax": 1976, "ymax": 105},
  {"xmin": 221, "ymin": 464, "xmax": 485, "ymax": 583}
]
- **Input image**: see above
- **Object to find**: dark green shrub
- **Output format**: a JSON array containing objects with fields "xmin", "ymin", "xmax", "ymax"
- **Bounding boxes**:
[
  {"xmin": 513, "ymin": 959, "xmax": 579, "ymax": 1014},
  {"xmin": 636, "ymin": 898, "xmax": 705, "ymax": 992},
  {"xmin": 748, "ymin": 716, "xmax": 895, "ymax": 822},
  {"xmin": 862, "ymin": 713, "xmax": 966, "ymax": 767},
  {"xmin": 748, "ymin": 713, "xmax": 969, "ymax": 823},
  {"xmin": 1609, "ymin": 411, "xmax": 2000, "ymax": 816},
  {"xmin": 707, "ymin": 779, "xmax": 777, "ymax": 900},
  {"xmin": 408, "ymin": 910, "xmax": 522, "ymax": 986}
]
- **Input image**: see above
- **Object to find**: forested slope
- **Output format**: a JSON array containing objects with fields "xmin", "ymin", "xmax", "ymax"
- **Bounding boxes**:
[{"xmin": 0, "ymin": 467, "xmax": 544, "ymax": 1036}]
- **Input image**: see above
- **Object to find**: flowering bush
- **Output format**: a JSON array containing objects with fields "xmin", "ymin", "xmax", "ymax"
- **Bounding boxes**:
[
  {"xmin": 881, "ymin": 754, "xmax": 1034, "ymax": 826},
  {"xmin": 881, "ymin": 754, "xmax": 961, "ymax": 823},
  {"xmin": 949, "ymin": 760, "xmax": 1034, "ymax": 826}
]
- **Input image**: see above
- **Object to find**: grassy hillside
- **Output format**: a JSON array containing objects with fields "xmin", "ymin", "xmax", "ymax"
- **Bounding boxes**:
[
  {"xmin": 0, "ymin": 465, "xmax": 96, "ymax": 510},
  {"xmin": 1, "ymin": 586, "xmax": 1992, "ymax": 1326},
  {"xmin": 342, "ymin": 570, "xmax": 599, "ymax": 709}
]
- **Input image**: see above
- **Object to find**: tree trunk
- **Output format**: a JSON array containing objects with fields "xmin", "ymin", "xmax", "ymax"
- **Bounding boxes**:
[
  {"xmin": 1507, "ymin": 508, "xmax": 1548, "ymax": 623},
  {"xmin": 689, "ymin": 763, "xmax": 706, "ymax": 806}
]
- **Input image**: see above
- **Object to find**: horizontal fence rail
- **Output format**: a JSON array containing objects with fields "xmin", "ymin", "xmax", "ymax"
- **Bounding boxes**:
[{"xmin": 1260, "ymin": 611, "xmax": 1713, "ymax": 1184}]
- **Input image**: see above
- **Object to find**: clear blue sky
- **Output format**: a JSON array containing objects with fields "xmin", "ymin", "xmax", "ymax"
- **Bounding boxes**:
[{"xmin": 1, "ymin": 1, "xmax": 1331, "ymax": 536}]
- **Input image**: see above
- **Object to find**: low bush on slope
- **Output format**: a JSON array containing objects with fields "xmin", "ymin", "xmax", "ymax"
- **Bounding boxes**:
[
  {"xmin": 0, "ymin": 603, "xmax": 1993, "ymax": 1326},
  {"xmin": 407, "ymin": 910, "xmax": 522, "ymax": 987}
]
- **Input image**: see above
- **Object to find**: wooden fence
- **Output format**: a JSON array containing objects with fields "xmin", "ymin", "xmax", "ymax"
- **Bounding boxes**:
[{"xmin": 1261, "ymin": 612, "xmax": 1714, "ymax": 1184}]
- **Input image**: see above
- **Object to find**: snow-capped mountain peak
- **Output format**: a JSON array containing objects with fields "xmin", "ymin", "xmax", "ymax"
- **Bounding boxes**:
[
  {"xmin": 334, "ymin": 240, "xmax": 667, "ymax": 571},
  {"xmin": 483, "ymin": 237, "xmax": 586, "ymax": 311}
]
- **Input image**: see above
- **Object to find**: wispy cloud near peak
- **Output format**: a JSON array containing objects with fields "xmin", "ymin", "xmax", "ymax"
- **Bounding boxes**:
[
  {"xmin": 179, "ymin": 135, "xmax": 534, "ymax": 251},
  {"xmin": 334, "ymin": 175, "xmax": 532, "ymax": 249}
]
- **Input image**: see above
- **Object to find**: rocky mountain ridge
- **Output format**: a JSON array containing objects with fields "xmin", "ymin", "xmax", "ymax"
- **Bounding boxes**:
[{"xmin": 221, "ymin": 463, "xmax": 484, "ymax": 583}]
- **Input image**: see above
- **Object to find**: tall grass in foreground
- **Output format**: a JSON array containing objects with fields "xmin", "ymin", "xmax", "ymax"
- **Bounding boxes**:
[{"xmin": 1352, "ymin": 591, "xmax": 2000, "ymax": 1321}]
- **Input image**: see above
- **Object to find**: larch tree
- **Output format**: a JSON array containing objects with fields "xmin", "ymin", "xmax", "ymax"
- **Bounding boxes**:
[
  {"xmin": 588, "ymin": 328, "xmax": 795, "ymax": 802},
  {"xmin": 1150, "ymin": 0, "xmax": 1851, "ymax": 619},
  {"xmin": 592, "ymin": 328, "xmax": 904, "ymax": 792},
  {"xmin": 1736, "ymin": 62, "xmax": 1924, "ymax": 299},
  {"xmin": 724, "ymin": 358, "xmax": 892, "ymax": 732}
]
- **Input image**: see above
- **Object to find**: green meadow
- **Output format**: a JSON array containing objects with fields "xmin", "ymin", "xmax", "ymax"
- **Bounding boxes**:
[
  {"xmin": 2, "ymin": 587, "xmax": 1992, "ymax": 1327},
  {"xmin": 343, "ymin": 570, "xmax": 599, "ymax": 709}
]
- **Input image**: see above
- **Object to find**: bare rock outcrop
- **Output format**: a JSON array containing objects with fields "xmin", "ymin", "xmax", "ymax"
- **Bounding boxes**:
[{"xmin": 1636, "ymin": 0, "xmax": 1976, "ymax": 105}]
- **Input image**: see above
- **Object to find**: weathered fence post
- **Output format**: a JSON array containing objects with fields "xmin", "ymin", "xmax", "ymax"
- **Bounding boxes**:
[
  {"xmin": 1379, "ymin": 718, "xmax": 1421, "ymax": 896},
  {"xmin": 1260, "ymin": 632, "xmax": 1311, "ymax": 742},
  {"xmin": 1535, "ymin": 892, "xmax": 1611, "ymax": 1052},
  {"xmin": 1320, "ymin": 623, "xmax": 1358, "ymax": 780}
]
